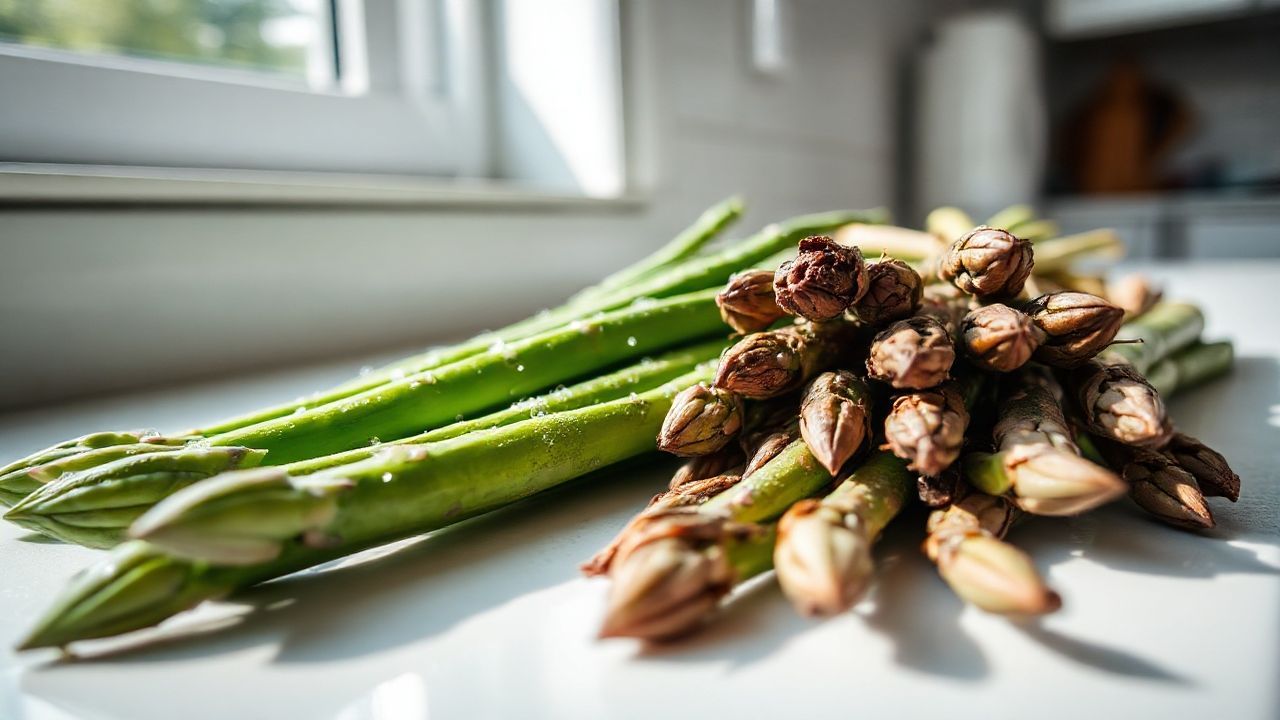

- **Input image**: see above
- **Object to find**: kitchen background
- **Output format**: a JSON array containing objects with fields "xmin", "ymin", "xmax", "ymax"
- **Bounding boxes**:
[{"xmin": 1, "ymin": 0, "xmax": 1277, "ymax": 411}]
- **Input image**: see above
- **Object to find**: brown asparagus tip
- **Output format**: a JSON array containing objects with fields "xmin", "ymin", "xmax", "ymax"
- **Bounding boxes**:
[
  {"xmin": 1025, "ymin": 292, "xmax": 1125, "ymax": 368},
  {"xmin": 936, "ymin": 534, "xmax": 1062, "ymax": 616},
  {"xmin": 1164, "ymin": 432, "xmax": 1241, "ymax": 502},
  {"xmin": 852, "ymin": 258, "xmax": 923, "ymax": 326},
  {"xmin": 774, "ymin": 500, "xmax": 874, "ymax": 616},
  {"xmin": 716, "ymin": 270, "xmax": 786, "ymax": 334},
  {"xmin": 741, "ymin": 425, "xmax": 799, "ymax": 477},
  {"xmin": 961, "ymin": 304, "xmax": 1046, "ymax": 373},
  {"xmin": 657, "ymin": 384, "xmax": 744, "ymax": 457},
  {"xmin": 598, "ymin": 513, "xmax": 735, "ymax": 641},
  {"xmin": 1006, "ymin": 446, "xmax": 1127, "ymax": 516},
  {"xmin": 937, "ymin": 226, "xmax": 1034, "ymax": 299},
  {"xmin": 883, "ymin": 384, "xmax": 969, "ymax": 476},
  {"xmin": 866, "ymin": 316, "xmax": 956, "ymax": 390},
  {"xmin": 714, "ymin": 329, "xmax": 806, "ymax": 399},
  {"xmin": 774, "ymin": 236, "xmax": 868, "ymax": 321},
  {"xmin": 799, "ymin": 371, "xmax": 872, "ymax": 475},
  {"xmin": 1073, "ymin": 361, "xmax": 1170, "ymax": 448},
  {"xmin": 1124, "ymin": 452, "xmax": 1215, "ymax": 531}
]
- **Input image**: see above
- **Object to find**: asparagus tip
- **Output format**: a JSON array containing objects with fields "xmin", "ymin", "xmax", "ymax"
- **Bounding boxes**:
[{"xmin": 773, "ymin": 500, "xmax": 873, "ymax": 616}]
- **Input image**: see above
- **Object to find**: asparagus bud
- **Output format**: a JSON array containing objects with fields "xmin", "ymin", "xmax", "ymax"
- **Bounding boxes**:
[
  {"xmin": 798, "ymin": 371, "xmax": 873, "ymax": 475},
  {"xmin": 582, "ymin": 473, "xmax": 743, "ymax": 577},
  {"xmin": 668, "ymin": 444, "xmax": 746, "ymax": 490},
  {"xmin": 964, "ymin": 445, "xmax": 1126, "ymax": 516},
  {"xmin": 937, "ymin": 226, "xmax": 1034, "ymax": 299},
  {"xmin": 930, "ymin": 534, "xmax": 1061, "ymax": 616},
  {"xmin": 1024, "ymin": 292, "xmax": 1124, "ymax": 367},
  {"xmin": 715, "ymin": 270, "xmax": 785, "ymax": 334},
  {"xmin": 1123, "ymin": 450, "xmax": 1215, "ymax": 530},
  {"xmin": 598, "ymin": 510, "xmax": 770, "ymax": 640},
  {"xmin": 773, "ymin": 236, "xmax": 868, "ymax": 321},
  {"xmin": 1164, "ymin": 432, "xmax": 1240, "ymax": 502},
  {"xmin": 773, "ymin": 451, "xmax": 911, "ymax": 616},
  {"xmin": 851, "ymin": 259, "xmax": 923, "ymax": 326},
  {"xmin": 774, "ymin": 499, "xmax": 873, "ymax": 616},
  {"xmin": 129, "ymin": 468, "xmax": 353, "ymax": 565},
  {"xmin": 866, "ymin": 316, "xmax": 956, "ymax": 390},
  {"xmin": 741, "ymin": 423, "xmax": 799, "ymax": 477},
  {"xmin": 883, "ymin": 384, "xmax": 969, "ymax": 476},
  {"xmin": 715, "ymin": 323, "xmax": 845, "ymax": 399},
  {"xmin": 657, "ymin": 384, "xmax": 745, "ymax": 456},
  {"xmin": 1107, "ymin": 273, "xmax": 1163, "ymax": 319},
  {"xmin": 960, "ymin": 304, "xmax": 1046, "ymax": 373},
  {"xmin": 714, "ymin": 329, "xmax": 805, "ymax": 399},
  {"xmin": 1070, "ymin": 361, "xmax": 1170, "ymax": 448}
]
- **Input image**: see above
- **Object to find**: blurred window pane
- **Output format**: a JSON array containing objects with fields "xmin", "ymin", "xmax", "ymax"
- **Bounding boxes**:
[{"xmin": 0, "ymin": 0, "xmax": 330, "ymax": 80}]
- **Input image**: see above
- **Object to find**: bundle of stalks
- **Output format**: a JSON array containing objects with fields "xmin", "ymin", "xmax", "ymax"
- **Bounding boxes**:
[
  {"xmin": 589, "ymin": 204, "xmax": 1240, "ymax": 641},
  {"xmin": 8, "ymin": 201, "xmax": 1240, "ymax": 653}
]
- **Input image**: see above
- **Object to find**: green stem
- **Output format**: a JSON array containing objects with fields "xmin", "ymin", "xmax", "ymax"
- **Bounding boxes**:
[
  {"xmin": 577, "ymin": 196, "xmax": 744, "ymax": 299},
  {"xmin": 19, "ymin": 365, "xmax": 717, "ymax": 649},
  {"xmin": 963, "ymin": 452, "xmax": 1014, "ymax": 496},
  {"xmin": 822, "ymin": 451, "xmax": 913, "ymax": 539},
  {"xmin": 702, "ymin": 439, "xmax": 833, "ymax": 523},
  {"xmin": 207, "ymin": 288, "xmax": 726, "ymax": 464},
  {"xmin": 1101, "ymin": 301, "xmax": 1205, "ymax": 374},
  {"xmin": 1031, "ymin": 229, "xmax": 1124, "ymax": 274},
  {"xmin": 283, "ymin": 338, "xmax": 726, "ymax": 475},
  {"xmin": 1145, "ymin": 341, "xmax": 1234, "ymax": 397},
  {"xmin": 198, "ymin": 207, "xmax": 881, "ymax": 436}
]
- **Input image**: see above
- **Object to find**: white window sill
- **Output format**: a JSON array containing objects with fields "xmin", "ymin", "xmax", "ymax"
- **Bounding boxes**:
[{"xmin": 0, "ymin": 163, "xmax": 645, "ymax": 210}]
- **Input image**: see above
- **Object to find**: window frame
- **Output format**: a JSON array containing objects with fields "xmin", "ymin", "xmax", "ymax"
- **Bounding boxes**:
[{"xmin": 0, "ymin": 0, "xmax": 491, "ymax": 177}]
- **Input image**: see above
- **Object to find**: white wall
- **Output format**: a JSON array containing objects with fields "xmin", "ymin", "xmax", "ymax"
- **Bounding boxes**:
[{"xmin": 0, "ymin": 0, "xmax": 919, "ymax": 409}]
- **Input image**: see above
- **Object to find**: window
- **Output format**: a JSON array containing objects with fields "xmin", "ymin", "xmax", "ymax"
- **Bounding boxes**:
[
  {"xmin": 0, "ymin": 0, "xmax": 628, "ymax": 199},
  {"xmin": 0, "ymin": 0, "xmax": 490, "ymax": 177}
]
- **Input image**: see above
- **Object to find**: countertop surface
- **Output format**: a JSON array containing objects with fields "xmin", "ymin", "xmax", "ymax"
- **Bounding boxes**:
[{"xmin": 1, "ymin": 262, "xmax": 1277, "ymax": 720}]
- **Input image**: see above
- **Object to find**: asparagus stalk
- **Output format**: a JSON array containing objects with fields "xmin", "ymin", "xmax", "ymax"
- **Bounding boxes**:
[
  {"xmin": 1144, "ymin": 341, "xmax": 1233, "ymax": 397},
  {"xmin": 19, "ymin": 365, "xmax": 719, "ymax": 649},
  {"xmin": 1030, "ymin": 229, "xmax": 1124, "ymax": 274},
  {"xmin": 1101, "ymin": 301, "xmax": 1205, "ymax": 374},
  {"xmin": 925, "ymin": 206, "xmax": 975, "ymax": 242},
  {"xmin": 964, "ymin": 368, "xmax": 1125, "ymax": 515},
  {"xmin": 2, "ymin": 206, "xmax": 883, "ymax": 491},
  {"xmin": 773, "ymin": 451, "xmax": 912, "ymax": 615},
  {"xmin": 6, "ymin": 341, "xmax": 726, "ymax": 547},
  {"xmin": 314, "ymin": 208, "xmax": 884, "ymax": 406},
  {"xmin": 576, "ymin": 196, "xmax": 745, "ymax": 300},
  {"xmin": 4, "ymin": 288, "xmax": 728, "ymax": 541}
]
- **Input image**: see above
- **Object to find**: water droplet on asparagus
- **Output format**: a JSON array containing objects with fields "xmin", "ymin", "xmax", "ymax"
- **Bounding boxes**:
[{"xmin": 626, "ymin": 336, "xmax": 637, "ymax": 347}]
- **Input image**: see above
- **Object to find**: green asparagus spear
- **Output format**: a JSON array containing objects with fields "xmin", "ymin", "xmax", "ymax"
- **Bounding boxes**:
[
  {"xmin": 18, "ymin": 364, "xmax": 719, "ymax": 649},
  {"xmin": 1144, "ymin": 341, "xmax": 1234, "ymax": 397},
  {"xmin": 201, "ymin": 207, "xmax": 883, "ymax": 434},
  {"xmin": 5, "ymin": 447, "xmax": 267, "ymax": 547},
  {"xmin": 1102, "ymin": 301, "xmax": 1205, "ymax": 374},
  {"xmin": 6, "ymin": 340, "xmax": 726, "ymax": 547},
  {"xmin": 577, "ymin": 196, "xmax": 745, "ymax": 300}
]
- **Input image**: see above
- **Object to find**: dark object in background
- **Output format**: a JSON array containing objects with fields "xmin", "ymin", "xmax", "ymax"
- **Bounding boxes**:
[{"xmin": 1063, "ymin": 58, "xmax": 1192, "ymax": 194}]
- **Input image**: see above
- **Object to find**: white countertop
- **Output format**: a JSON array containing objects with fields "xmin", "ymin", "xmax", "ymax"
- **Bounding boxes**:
[{"xmin": 2, "ymin": 262, "xmax": 1278, "ymax": 720}]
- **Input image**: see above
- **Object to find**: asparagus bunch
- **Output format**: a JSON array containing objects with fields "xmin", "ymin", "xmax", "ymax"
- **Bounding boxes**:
[
  {"xmin": 13, "ymin": 202, "xmax": 1242, "ymax": 653},
  {"xmin": 591, "ymin": 207, "xmax": 1241, "ymax": 639}
]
